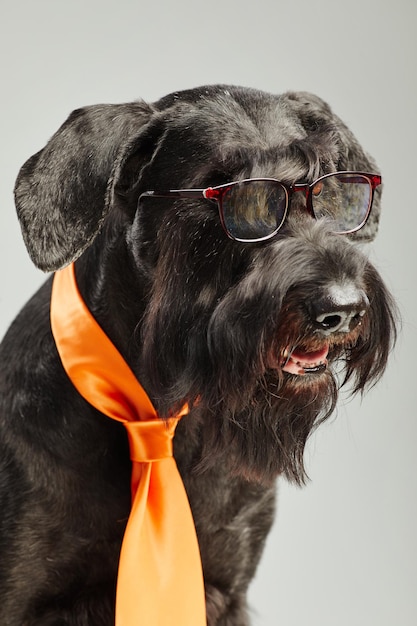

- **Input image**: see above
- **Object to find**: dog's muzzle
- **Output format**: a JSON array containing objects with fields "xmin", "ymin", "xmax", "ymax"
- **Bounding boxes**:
[{"xmin": 281, "ymin": 283, "xmax": 369, "ymax": 376}]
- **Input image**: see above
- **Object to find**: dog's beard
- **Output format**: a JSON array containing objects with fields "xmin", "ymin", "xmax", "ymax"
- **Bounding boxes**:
[
  {"xmin": 192, "ymin": 368, "xmax": 338, "ymax": 485},
  {"xmin": 137, "ymin": 222, "xmax": 397, "ymax": 486},
  {"xmin": 193, "ymin": 281, "xmax": 396, "ymax": 485},
  {"xmin": 141, "ymin": 281, "xmax": 395, "ymax": 485},
  {"xmin": 140, "ymin": 306, "xmax": 360, "ymax": 485}
]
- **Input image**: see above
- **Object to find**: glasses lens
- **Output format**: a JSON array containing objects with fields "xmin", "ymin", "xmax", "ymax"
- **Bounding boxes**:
[
  {"xmin": 221, "ymin": 180, "xmax": 288, "ymax": 241},
  {"xmin": 311, "ymin": 173, "xmax": 372, "ymax": 233}
]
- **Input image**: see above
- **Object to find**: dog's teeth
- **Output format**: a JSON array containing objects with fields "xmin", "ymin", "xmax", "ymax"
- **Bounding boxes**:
[{"xmin": 281, "ymin": 348, "xmax": 328, "ymax": 375}]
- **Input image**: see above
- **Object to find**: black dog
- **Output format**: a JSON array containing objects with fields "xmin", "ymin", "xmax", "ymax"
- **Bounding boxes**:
[{"xmin": 0, "ymin": 85, "xmax": 397, "ymax": 625}]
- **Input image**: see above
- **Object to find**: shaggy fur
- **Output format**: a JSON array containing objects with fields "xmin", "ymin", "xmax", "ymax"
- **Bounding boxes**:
[{"xmin": 0, "ymin": 85, "xmax": 397, "ymax": 625}]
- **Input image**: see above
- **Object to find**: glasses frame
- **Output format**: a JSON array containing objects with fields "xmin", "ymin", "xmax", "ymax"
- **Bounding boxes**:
[{"xmin": 139, "ymin": 171, "xmax": 382, "ymax": 243}]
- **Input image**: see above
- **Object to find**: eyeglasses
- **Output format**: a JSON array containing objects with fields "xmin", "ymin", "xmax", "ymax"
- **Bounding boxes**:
[{"xmin": 139, "ymin": 171, "xmax": 382, "ymax": 243}]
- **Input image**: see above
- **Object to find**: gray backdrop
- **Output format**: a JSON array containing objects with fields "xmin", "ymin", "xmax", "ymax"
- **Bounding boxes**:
[{"xmin": 1, "ymin": 1, "xmax": 416, "ymax": 624}]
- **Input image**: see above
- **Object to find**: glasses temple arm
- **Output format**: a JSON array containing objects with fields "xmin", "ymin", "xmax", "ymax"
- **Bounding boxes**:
[{"xmin": 139, "ymin": 190, "xmax": 206, "ymax": 200}]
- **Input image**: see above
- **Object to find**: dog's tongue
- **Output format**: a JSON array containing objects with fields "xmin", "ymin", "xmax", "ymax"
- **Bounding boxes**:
[{"xmin": 282, "ymin": 345, "xmax": 329, "ymax": 375}]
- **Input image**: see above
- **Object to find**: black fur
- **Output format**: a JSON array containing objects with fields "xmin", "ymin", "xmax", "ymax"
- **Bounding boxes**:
[{"xmin": 0, "ymin": 85, "xmax": 397, "ymax": 625}]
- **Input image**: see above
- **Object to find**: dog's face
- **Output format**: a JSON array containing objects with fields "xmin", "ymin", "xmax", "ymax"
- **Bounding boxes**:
[{"xmin": 14, "ymin": 85, "xmax": 397, "ymax": 484}]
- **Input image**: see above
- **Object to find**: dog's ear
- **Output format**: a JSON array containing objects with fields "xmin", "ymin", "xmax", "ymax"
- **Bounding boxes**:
[
  {"xmin": 285, "ymin": 92, "xmax": 381, "ymax": 242},
  {"xmin": 14, "ymin": 101, "xmax": 158, "ymax": 271}
]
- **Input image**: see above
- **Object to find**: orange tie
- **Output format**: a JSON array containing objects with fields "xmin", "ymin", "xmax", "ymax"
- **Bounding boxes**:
[{"xmin": 50, "ymin": 262, "xmax": 206, "ymax": 626}]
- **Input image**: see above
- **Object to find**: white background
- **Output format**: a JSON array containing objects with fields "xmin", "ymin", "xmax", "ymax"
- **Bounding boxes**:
[{"xmin": 1, "ymin": 1, "xmax": 416, "ymax": 624}]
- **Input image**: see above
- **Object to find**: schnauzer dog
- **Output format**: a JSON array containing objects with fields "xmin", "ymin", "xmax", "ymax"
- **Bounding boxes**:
[{"xmin": 0, "ymin": 85, "xmax": 397, "ymax": 625}]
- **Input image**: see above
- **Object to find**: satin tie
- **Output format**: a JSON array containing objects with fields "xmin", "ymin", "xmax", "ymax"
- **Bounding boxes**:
[{"xmin": 50, "ymin": 262, "xmax": 206, "ymax": 626}]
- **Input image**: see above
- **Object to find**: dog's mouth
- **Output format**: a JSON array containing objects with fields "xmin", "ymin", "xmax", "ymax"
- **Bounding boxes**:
[{"xmin": 280, "ymin": 344, "xmax": 330, "ymax": 376}]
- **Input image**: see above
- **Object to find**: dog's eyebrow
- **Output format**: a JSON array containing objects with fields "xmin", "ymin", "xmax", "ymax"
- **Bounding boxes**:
[
  {"xmin": 216, "ymin": 147, "xmax": 253, "ymax": 176},
  {"xmin": 216, "ymin": 139, "xmax": 329, "ymax": 184}
]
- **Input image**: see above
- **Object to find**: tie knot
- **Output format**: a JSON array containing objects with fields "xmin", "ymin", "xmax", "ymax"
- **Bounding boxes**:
[{"xmin": 124, "ymin": 418, "xmax": 179, "ymax": 462}]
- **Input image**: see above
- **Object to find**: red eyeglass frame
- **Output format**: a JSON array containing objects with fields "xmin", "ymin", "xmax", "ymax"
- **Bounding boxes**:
[{"xmin": 139, "ymin": 171, "xmax": 382, "ymax": 241}]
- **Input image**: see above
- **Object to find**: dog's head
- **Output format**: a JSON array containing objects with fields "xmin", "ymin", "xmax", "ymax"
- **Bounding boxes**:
[{"xmin": 15, "ymin": 85, "xmax": 397, "ymax": 483}]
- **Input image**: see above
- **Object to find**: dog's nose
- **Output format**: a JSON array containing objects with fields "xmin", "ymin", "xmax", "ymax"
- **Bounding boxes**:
[{"xmin": 311, "ymin": 285, "xmax": 369, "ymax": 335}]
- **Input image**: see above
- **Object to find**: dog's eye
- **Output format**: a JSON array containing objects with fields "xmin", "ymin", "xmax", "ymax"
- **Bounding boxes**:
[{"xmin": 312, "ymin": 181, "xmax": 324, "ymax": 197}]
